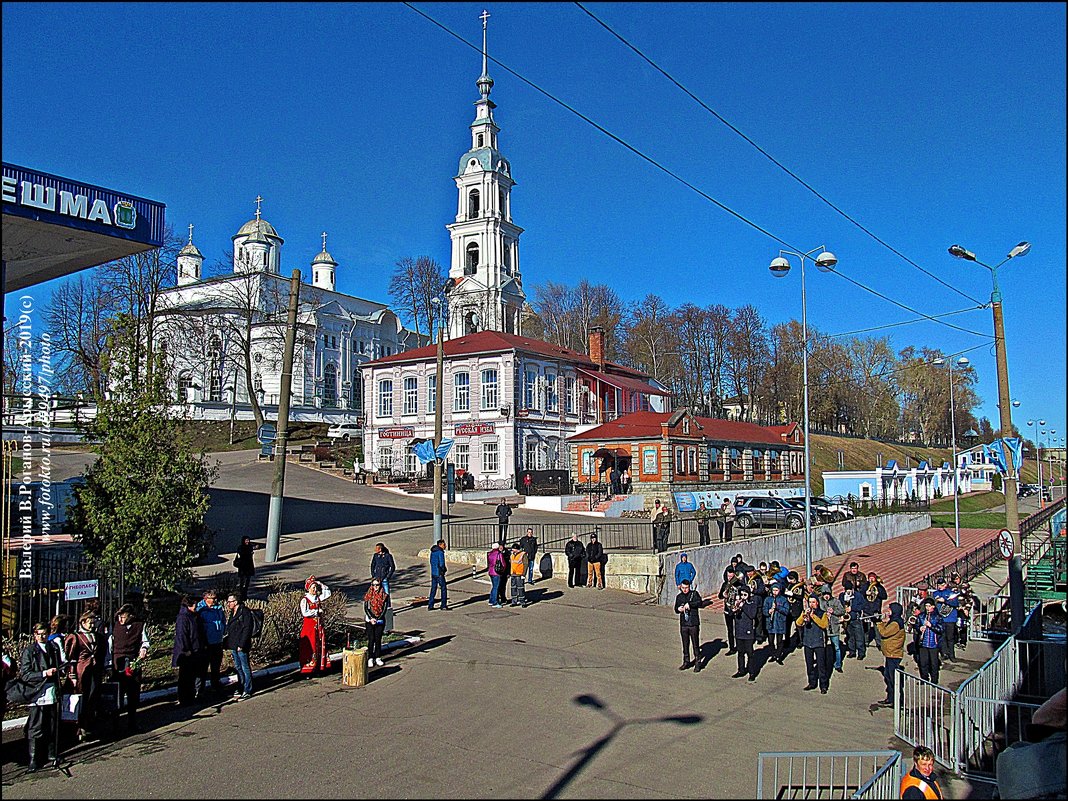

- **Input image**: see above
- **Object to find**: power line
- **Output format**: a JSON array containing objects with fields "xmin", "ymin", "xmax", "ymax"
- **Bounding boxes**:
[
  {"xmin": 403, "ymin": 3, "xmax": 990, "ymax": 340},
  {"xmin": 573, "ymin": 2, "xmax": 988, "ymax": 309},
  {"xmin": 821, "ymin": 307, "xmax": 991, "ymax": 340}
]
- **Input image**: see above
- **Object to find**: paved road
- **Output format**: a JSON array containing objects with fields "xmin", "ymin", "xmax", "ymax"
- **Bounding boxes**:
[{"xmin": 3, "ymin": 450, "xmax": 1009, "ymax": 798}]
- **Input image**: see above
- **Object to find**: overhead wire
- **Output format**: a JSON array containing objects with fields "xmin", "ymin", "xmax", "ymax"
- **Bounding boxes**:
[
  {"xmin": 403, "ymin": 3, "xmax": 991, "ymax": 340},
  {"xmin": 573, "ymin": 2, "xmax": 988, "ymax": 309}
]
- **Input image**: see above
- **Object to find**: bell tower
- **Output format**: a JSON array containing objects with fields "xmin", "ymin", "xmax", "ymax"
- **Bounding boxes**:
[{"xmin": 445, "ymin": 10, "xmax": 525, "ymax": 339}]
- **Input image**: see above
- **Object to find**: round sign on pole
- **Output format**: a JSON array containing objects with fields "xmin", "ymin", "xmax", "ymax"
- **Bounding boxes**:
[{"xmin": 997, "ymin": 528, "xmax": 1014, "ymax": 560}]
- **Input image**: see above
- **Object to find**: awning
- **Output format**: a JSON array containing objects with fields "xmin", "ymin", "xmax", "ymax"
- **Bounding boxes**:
[
  {"xmin": 577, "ymin": 368, "xmax": 672, "ymax": 396},
  {"xmin": 592, "ymin": 447, "xmax": 630, "ymax": 459}
]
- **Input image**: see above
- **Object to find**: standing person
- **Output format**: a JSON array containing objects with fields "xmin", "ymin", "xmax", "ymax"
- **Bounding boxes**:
[
  {"xmin": 172, "ymin": 595, "xmax": 205, "ymax": 707},
  {"xmin": 621, "ymin": 468, "xmax": 631, "ymax": 494},
  {"xmin": 223, "ymin": 594, "xmax": 254, "ymax": 700},
  {"xmin": 844, "ymin": 588, "xmax": 868, "ymax": 661},
  {"xmin": 523, "ymin": 473, "xmax": 533, "ymax": 495},
  {"xmin": 842, "ymin": 562, "xmax": 867, "ymax": 594},
  {"xmin": 298, "ymin": 578, "xmax": 332, "ymax": 675},
  {"xmin": 108, "ymin": 603, "xmax": 150, "ymax": 732},
  {"xmin": 900, "ymin": 745, "xmax": 944, "ymax": 799},
  {"xmin": 674, "ymin": 553, "xmax": 697, "ymax": 591},
  {"xmin": 864, "ymin": 572, "xmax": 888, "ymax": 650},
  {"xmin": 364, "ymin": 579, "xmax": 390, "ymax": 667},
  {"xmin": 22, "ymin": 623, "xmax": 62, "ymax": 772},
  {"xmin": 763, "ymin": 584, "xmax": 791, "ymax": 665},
  {"xmin": 564, "ymin": 534, "xmax": 586, "ymax": 588},
  {"xmin": 797, "ymin": 595, "xmax": 832, "ymax": 694},
  {"xmin": 719, "ymin": 566, "xmax": 745, "ymax": 656},
  {"xmin": 906, "ymin": 583, "xmax": 931, "ymax": 666},
  {"xmin": 876, "ymin": 603, "xmax": 906, "ymax": 707},
  {"xmin": 519, "ymin": 527, "xmax": 538, "ymax": 585},
  {"xmin": 674, "ymin": 579, "xmax": 705, "ymax": 672},
  {"xmin": 915, "ymin": 598, "xmax": 944, "ymax": 684},
  {"xmin": 495, "ymin": 500, "xmax": 513, "ymax": 545},
  {"xmin": 821, "ymin": 588, "xmax": 847, "ymax": 674},
  {"xmin": 658, "ymin": 502, "xmax": 673, "ymax": 552},
  {"xmin": 428, "ymin": 539, "xmax": 449, "ymax": 611},
  {"xmin": 694, "ymin": 502, "xmax": 712, "ymax": 546},
  {"xmin": 586, "ymin": 533, "xmax": 605, "ymax": 589},
  {"xmin": 233, "ymin": 535, "xmax": 262, "ymax": 599},
  {"xmin": 931, "ymin": 577, "xmax": 960, "ymax": 662},
  {"xmin": 719, "ymin": 498, "xmax": 736, "ymax": 542},
  {"xmin": 195, "ymin": 590, "xmax": 227, "ymax": 697},
  {"xmin": 509, "ymin": 542, "xmax": 529, "ymax": 607},
  {"xmin": 731, "ymin": 586, "xmax": 760, "ymax": 681},
  {"xmin": 486, "ymin": 543, "xmax": 506, "ymax": 608},
  {"xmin": 63, "ymin": 611, "xmax": 106, "ymax": 742},
  {"xmin": 609, "ymin": 465, "xmax": 622, "ymax": 496},
  {"xmin": 370, "ymin": 543, "xmax": 396, "ymax": 600},
  {"xmin": 650, "ymin": 499, "xmax": 667, "ymax": 552},
  {"xmin": 47, "ymin": 615, "xmax": 71, "ymax": 666}
]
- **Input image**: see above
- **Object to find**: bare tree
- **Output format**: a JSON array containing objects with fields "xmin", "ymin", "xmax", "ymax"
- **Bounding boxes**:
[
  {"xmin": 42, "ymin": 273, "xmax": 115, "ymax": 397},
  {"xmin": 723, "ymin": 305, "xmax": 769, "ymax": 422},
  {"xmin": 389, "ymin": 256, "xmax": 446, "ymax": 339},
  {"xmin": 620, "ymin": 294, "xmax": 680, "ymax": 383}
]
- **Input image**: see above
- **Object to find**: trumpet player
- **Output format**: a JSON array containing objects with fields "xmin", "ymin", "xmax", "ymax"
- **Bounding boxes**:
[
  {"xmin": 730, "ymin": 586, "xmax": 761, "ymax": 682},
  {"xmin": 844, "ymin": 588, "xmax": 868, "ymax": 661},
  {"xmin": 915, "ymin": 597, "xmax": 945, "ymax": 684},
  {"xmin": 797, "ymin": 595, "xmax": 832, "ymax": 693},
  {"xmin": 931, "ymin": 577, "xmax": 960, "ymax": 663},
  {"xmin": 820, "ymin": 588, "xmax": 846, "ymax": 673},
  {"xmin": 763, "ymin": 584, "xmax": 791, "ymax": 665}
]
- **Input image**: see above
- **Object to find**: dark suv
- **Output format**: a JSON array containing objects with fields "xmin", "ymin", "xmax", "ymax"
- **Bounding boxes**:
[{"xmin": 734, "ymin": 496, "xmax": 818, "ymax": 530}]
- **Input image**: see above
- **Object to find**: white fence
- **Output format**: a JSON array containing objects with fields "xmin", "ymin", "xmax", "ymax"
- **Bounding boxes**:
[{"xmin": 756, "ymin": 751, "xmax": 902, "ymax": 800}]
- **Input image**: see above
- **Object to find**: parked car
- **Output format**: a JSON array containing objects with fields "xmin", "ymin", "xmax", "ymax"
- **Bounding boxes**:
[
  {"xmin": 783, "ymin": 496, "xmax": 846, "ymax": 524},
  {"xmin": 326, "ymin": 422, "xmax": 363, "ymax": 440},
  {"xmin": 734, "ymin": 496, "xmax": 819, "ymax": 530},
  {"xmin": 1017, "ymin": 484, "xmax": 1038, "ymax": 498}
]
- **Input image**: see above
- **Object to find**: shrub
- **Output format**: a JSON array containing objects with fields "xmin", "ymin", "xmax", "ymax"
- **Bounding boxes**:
[{"xmin": 246, "ymin": 585, "xmax": 350, "ymax": 662}]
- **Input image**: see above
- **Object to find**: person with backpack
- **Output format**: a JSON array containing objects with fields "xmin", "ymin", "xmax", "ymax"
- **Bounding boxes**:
[
  {"xmin": 298, "ymin": 577, "xmax": 332, "ymax": 675},
  {"xmin": 223, "ymin": 594, "xmax": 254, "ymax": 700},
  {"xmin": 486, "ymin": 543, "xmax": 506, "ymax": 608},
  {"xmin": 509, "ymin": 542, "xmax": 529, "ymax": 607},
  {"xmin": 564, "ymin": 534, "xmax": 586, "ymax": 589}
]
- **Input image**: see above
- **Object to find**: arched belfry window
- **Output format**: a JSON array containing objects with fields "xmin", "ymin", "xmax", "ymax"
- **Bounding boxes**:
[
  {"xmin": 468, "ymin": 188, "xmax": 480, "ymax": 219},
  {"xmin": 477, "ymin": 133, "xmax": 484, "ymax": 147},
  {"xmin": 465, "ymin": 243, "xmax": 479, "ymax": 275}
]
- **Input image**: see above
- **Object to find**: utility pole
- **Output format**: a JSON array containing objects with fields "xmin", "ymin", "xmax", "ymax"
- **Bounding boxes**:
[
  {"xmin": 265, "ymin": 269, "xmax": 301, "ymax": 563},
  {"xmin": 433, "ymin": 303, "xmax": 445, "ymax": 545}
]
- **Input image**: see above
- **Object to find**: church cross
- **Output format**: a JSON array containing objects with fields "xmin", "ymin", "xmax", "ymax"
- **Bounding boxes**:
[
  {"xmin": 321, "ymin": 231, "xmax": 328, "ymax": 251},
  {"xmin": 254, "ymin": 195, "xmax": 263, "ymax": 220},
  {"xmin": 187, "ymin": 223, "xmax": 194, "ymax": 244}
]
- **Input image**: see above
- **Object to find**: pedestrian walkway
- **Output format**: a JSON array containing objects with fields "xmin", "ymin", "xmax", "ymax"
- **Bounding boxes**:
[{"xmin": 705, "ymin": 525, "xmax": 999, "ymax": 611}]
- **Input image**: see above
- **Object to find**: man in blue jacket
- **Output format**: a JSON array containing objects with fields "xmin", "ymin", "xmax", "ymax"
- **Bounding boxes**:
[
  {"xmin": 428, "ymin": 539, "xmax": 448, "ymax": 611},
  {"xmin": 195, "ymin": 590, "xmax": 227, "ymax": 696},
  {"xmin": 674, "ymin": 553, "xmax": 697, "ymax": 591},
  {"xmin": 931, "ymin": 576, "xmax": 960, "ymax": 662}
]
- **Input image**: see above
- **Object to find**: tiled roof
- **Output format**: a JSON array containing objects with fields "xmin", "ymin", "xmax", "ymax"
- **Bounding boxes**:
[{"xmin": 569, "ymin": 411, "xmax": 798, "ymax": 446}]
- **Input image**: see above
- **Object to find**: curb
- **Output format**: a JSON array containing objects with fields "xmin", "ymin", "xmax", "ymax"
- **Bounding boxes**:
[{"xmin": 1, "ymin": 635, "xmax": 422, "ymax": 733}]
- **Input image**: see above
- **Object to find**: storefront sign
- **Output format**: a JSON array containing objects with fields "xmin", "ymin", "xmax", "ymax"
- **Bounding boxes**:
[
  {"xmin": 454, "ymin": 422, "xmax": 495, "ymax": 436},
  {"xmin": 378, "ymin": 426, "xmax": 415, "ymax": 439}
]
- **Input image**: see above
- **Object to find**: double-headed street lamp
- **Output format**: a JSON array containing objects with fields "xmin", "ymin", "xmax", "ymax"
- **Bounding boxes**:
[
  {"xmin": 948, "ymin": 239, "xmax": 1030, "ymax": 630},
  {"xmin": 769, "ymin": 246, "xmax": 838, "ymax": 582},
  {"xmin": 933, "ymin": 355, "xmax": 970, "ymax": 547}
]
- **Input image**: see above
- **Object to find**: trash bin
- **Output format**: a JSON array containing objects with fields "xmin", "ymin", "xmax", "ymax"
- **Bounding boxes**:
[{"xmin": 342, "ymin": 647, "xmax": 368, "ymax": 688}]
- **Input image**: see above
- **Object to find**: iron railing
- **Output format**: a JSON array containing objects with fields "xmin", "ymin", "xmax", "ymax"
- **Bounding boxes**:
[
  {"xmin": 4, "ymin": 547, "xmax": 122, "ymax": 636},
  {"xmin": 756, "ymin": 751, "xmax": 902, "ymax": 800}
]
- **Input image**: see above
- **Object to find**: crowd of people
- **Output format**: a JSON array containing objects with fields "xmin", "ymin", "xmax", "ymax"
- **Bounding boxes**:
[{"xmin": 670, "ymin": 553, "xmax": 972, "ymax": 707}]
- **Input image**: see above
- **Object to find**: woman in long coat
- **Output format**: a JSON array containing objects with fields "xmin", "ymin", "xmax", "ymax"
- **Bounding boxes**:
[{"xmin": 63, "ymin": 610, "xmax": 107, "ymax": 741}]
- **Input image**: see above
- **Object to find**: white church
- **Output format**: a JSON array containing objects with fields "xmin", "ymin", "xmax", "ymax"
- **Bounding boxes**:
[{"xmin": 156, "ymin": 204, "xmax": 426, "ymax": 421}]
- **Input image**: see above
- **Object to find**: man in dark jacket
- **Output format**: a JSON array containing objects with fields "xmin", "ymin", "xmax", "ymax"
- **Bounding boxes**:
[
  {"xmin": 370, "ymin": 543, "xmax": 396, "ymax": 599},
  {"xmin": 495, "ymin": 501, "xmax": 512, "ymax": 546},
  {"xmin": 519, "ymin": 527, "xmax": 538, "ymax": 585},
  {"xmin": 564, "ymin": 534, "xmax": 586, "ymax": 589},
  {"xmin": 586, "ymin": 533, "xmax": 605, "ymax": 589},
  {"xmin": 674, "ymin": 579, "xmax": 706, "ymax": 672},
  {"xmin": 172, "ymin": 595, "xmax": 205, "ymax": 706},
  {"xmin": 21, "ymin": 623, "xmax": 62, "ymax": 771},
  {"xmin": 731, "ymin": 587, "xmax": 761, "ymax": 681},
  {"xmin": 797, "ymin": 595, "xmax": 832, "ymax": 693},
  {"xmin": 223, "ymin": 594, "xmax": 254, "ymax": 699}
]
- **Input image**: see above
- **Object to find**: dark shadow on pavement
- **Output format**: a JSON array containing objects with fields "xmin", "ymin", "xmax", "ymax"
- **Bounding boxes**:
[
  {"xmin": 523, "ymin": 589, "xmax": 563, "ymax": 605},
  {"xmin": 387, "ymin": 635, "xmax": 454, "ymax": 659}
]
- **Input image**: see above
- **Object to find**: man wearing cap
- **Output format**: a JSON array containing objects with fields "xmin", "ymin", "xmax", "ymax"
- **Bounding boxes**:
[
  {"xmin": 731, "ymin": 583, "xmax": 761, "ymax": 681},
  {"xmin": 931, "ymin": 577, "xmax": 960, "ymax": 662},
  {"xmin": 674, "ymin": 579, "xmax": 706, "ymax": 672},
  {"xmin": 586, "ymin": 533, "xmax": 605, "ymax": 589},
  {"xmin": 674, "ymin": 553, "xmax": 697, "ymax": 592},
  {"xmin": 907, "ymin": 584, "xmax": 931, "ymax": 665},
  {"xmin": 915, "ymin": 597, "xmax": 945, "ymax": 684}
]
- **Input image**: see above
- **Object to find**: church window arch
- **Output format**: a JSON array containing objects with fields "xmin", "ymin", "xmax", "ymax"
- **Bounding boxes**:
[
  {"xmin": 468, "ymin": 188, "xmax": 480, "ymax": 218},
  {"xmin": 465, "ymin": 243, "xmax": 479, "ymax": 275},
  {"xmin": 177, "ymin": 371, "xmax": 193, "ymax": 404},
  {"xmin": 476, "ymin": 133, "xmax": 484, "ymax": 147},
  {"xmin": 323, "ymin": 363, "xmax": 338, "ymax": 407}
]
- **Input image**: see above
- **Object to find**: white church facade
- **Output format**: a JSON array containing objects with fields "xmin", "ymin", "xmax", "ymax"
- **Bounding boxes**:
[{"xmin": 156, "ymin": 206, "xmax": 426, "ymax": 422}]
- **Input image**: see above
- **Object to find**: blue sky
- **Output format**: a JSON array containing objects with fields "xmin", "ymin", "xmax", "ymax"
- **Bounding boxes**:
[{"xmin": 3, "ymin": 2, "xmax": 1065, "ymax": 444}]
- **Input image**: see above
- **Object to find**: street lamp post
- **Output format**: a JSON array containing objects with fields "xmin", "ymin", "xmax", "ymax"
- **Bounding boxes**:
[
  {"xmin": 1025, "ymin": 419, "xmax": 1045, "ymax": 498},
  {"xmin": 948, "ymin": 240, "xmax": 1030, "ymax": 630},
  {"xmin": 933, "ymin": 356, "xmax": 970, "ymax": 547},
  {"xmin": 431, "ymin": 297, "xmax": 445, "ymax": 545},
  {"xmin": 769, "ymin": 246, "xmax": 838, "ymax": 581}
]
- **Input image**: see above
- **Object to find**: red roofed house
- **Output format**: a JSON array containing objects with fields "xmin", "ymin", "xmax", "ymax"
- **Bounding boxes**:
[
  {"xmin": 360, "ymin": 328, "xmax": 670, "ymax": 484},
  {"xmin": 568, "ymin": 408, "xmax": 805, "ymax": 508}
]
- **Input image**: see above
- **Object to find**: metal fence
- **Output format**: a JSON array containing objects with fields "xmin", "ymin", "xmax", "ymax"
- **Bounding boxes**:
[
  {"xmin": 3, "ymin": 547, "xmax": 122, "ymax": 637},
  {"xmin": 756, "ymin": 751, "xmax": 902, "ymax": 800}
]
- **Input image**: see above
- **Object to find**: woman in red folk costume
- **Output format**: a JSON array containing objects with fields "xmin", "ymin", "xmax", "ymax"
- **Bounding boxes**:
[{"xmin": 298, "ymin": 577, "xmax": 332, "ymax": 674}]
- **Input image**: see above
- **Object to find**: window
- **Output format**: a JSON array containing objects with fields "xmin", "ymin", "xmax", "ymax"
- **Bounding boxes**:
[
  {"xmin": 177, "ymin": 372, "xmax": 193, "ymax": 403},
  {"xmin": 476, "ymin": 133, "xmax": 484, "ymax": 147},
  {"xmin": 524, "ymin": 369, "xmax": 538, "ymax": 409},
  {"xmin": 503, "ymin": 238, "xmax": 512, "ymax": 273},
  {"xmin": 468, "ymin": 188, "xmax": 480, "ymax": 218},
  {"xmin": 688, "ymin": 447, "xmax": 697, "ymax": 475},
  {"xmin": 209, "ymin": 368, "xmax": 223, "ymax": 403},
  {"xmin": 525, "ymin": 440, "xmax": 539, "ymax": 471},
  {"xmin": 455, "ymin": 443, "xmax": 470, "ymax": 472},
  {"xmin": 482, "ymin": 441, "xmax": 499, "ymax": 474},
  {"xmin": 481, "ymin": 369, "xmax": 499, "ymax": 409},
  {"xmin": 377, "ymin": 379, "xmax": 393, "ymax": 417},
  {"xmin": 378, "ymin": 445, "xmax": 393, "ymax": 472},
  {"xmin": 675, "ymin": 447, "xmax": 685, "ymax": 476},
  {"xmin": 454, "ymin": 372, "xmax": 470, "ymax": 412},
  {"xmin": 708, "ymin": 447, "xmax": 720, "ymax": 472},
  {"xmin": 403, "ymin": 376, "xmax": 418, "ymax": 415},
  {"xmin": 405, "ymin": 446, "xmax": 418, "ymax": 476},
  {"xmin": 208, "ymin": 335, "xmax": 221, "ymax": 358},
  {"xmin": 682, "ymin": 418, "xmax": 690, "ymax": 435},
  {"xmin": 428, "ymin": 374, "xmax": 436, "ymax": 411},
  {"xmin": 465, "ymin": 243, "xmax": 479, "ymax": 275},
  {"xmin": 323, "ymin": 363, "xmax": 338, "ymax": 407},
  {"xmin": 565, "ymin": 376, "xmax": 575, "ymax": 414},
  {"xmin": 545, "ymin": 373, "xmax": 558, "ymax": 412},
  {"xmin": 547, "ymin": 438, "xmax": 561, "ymax": 469},
  {"xmin": 499, "ymin": 187, "xmax": 507, "ymax": 220}
]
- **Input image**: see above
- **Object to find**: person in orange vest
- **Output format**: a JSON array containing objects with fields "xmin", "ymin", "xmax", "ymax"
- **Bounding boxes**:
[{"xmin": 900, "ymin": 745, "xmax": 943, "ymax": 799}]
